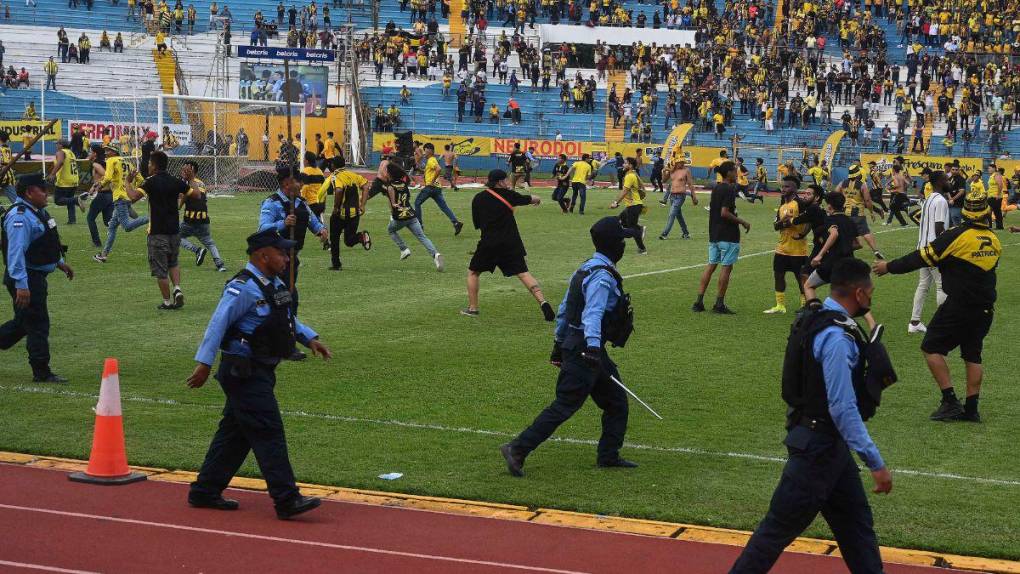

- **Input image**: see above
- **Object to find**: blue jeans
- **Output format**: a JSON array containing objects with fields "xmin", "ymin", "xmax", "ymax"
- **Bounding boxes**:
[
  {"xmin": 414, "ymin": 185, "xmax": 459, "ymax": 228},
  {"xmin": 87, "ymin": 191, "xmax": 114, "ymax": 246},
  {"xmin": 102, "ymin": 199, "xmax": 149, "ymax": 255},
  {"xmin": 179, "ymin": 221, "xmax": 224, "ymax": 267},
  {"xmin": 388, "ymin": 217, "xmax": 438, "ymax": 256},
  {"xmin": 660, "ymin": 194, "xmax": 689, "ymax": 237}
]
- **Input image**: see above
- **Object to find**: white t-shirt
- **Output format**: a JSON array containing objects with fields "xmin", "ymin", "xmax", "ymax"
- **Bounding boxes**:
[{"xmin": 918, "ymin": 192, "xmax": 950, "ymax": 248}]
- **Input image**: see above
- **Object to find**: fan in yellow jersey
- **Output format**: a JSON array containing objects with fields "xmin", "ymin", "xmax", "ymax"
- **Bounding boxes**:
[
  {"xmin": 609, "ymin": 157, "xmax": 648, "ymax": 255},
  {"xmin": 708, "ymin": 149, "xmax": 729, "ymax": 186},
  {"xmin": 321, "ymin": 131, "xmax": 341, "ymax": 171},
  {"xmin": 46, "ymin": 140, "xmax": 82, "ymax": 224},
  {"xmin": 319, "ymin": 155, "xmax": 372, "ymax": 271},
  {"xmin": 300, "ymin": 152, "xmax": 327, "ymax": 223},
  {"xmin": 874, "ymin": 190, "xmax": 1001, "ymax": 423},
  {"xmin": 834, "ymin": 164, "xmax": 883, "ymax": 260},
  {"xmin": 92, "ymin": 144, "xmax": 148, "ymax": 263},
  {"xmin": 764, "ymin": 176, "xmax": 809, "ymax": 314},
  {"xmin": 566, "ymin": 154, "xmax": 595, "ymax": 215},
  {"xmin": 986, "ymin": 164, "xmax": 1006, "ymax": 230},
  {"xmin": 807, "ymin": 160, "xmax": 830, "ymax": 191},
  {"xmin": 413, "ymin": 143, "xmax": 464, "ymax": 235},
  {"xmin": 0, "ymin": 132, "xmax": 17, "ymax": 206}
]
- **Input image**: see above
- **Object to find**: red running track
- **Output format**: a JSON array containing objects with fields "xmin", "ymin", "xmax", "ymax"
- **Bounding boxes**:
[{"xmin": 0, "ymin": 463, "xmax": 969, "ymax": 574}]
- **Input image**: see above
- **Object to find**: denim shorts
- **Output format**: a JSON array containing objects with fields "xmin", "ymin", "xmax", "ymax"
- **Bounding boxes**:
[{"xmin": 708, "ymin": 241, "xmax": 741, "ymax": 266}]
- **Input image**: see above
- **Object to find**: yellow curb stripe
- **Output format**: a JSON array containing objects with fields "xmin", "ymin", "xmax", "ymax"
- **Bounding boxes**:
[{"xmin": 2, "ymin": 452, "xmax": 1018, "ymax": 573}]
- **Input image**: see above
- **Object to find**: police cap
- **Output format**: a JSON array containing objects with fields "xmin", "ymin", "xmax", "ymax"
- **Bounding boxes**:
[
  {"xmin": 246, "ymin": 228, "xmax": 297, "ymax": 254},
  {"xmin": 16, "ymin": 173, "xmax": 46, "ymax": 195},
  {"xmin": 590, "ymin": 216, "xmax": 638, "ymax": 243},
  {"xmin": 486, "ymin": 169, "xmax": 508, "ymax": 187}
]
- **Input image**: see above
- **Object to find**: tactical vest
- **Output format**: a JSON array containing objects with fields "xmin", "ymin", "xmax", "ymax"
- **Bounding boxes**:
[
  {"xmin": 563, "ymin": 264, "xmax": 634, "ymax": 349},
  {"xmin": 781, "ymin": 309, "xmax": 896, "ymax": 428},
  {"xmin": 269, "ymin": 194, "xmax": 310, "ymax": 250},
  {"xmin": 220, "ymin": 269, "xmax": 296, "ymax": 359},
  {"xmin": 1, "ymin": 204, "xmax": 65, "ymax": 270}
]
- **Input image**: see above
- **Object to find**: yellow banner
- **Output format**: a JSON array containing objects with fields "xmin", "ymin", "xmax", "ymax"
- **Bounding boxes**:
[
  {"xmin": 859, "ymin": 153, "xmax": 982, "ymax": 177},
  {"xmin": 662, "ymin": 123, "xmax": 694, "ymax": 170},
  {"xmin": 372, "ymin": 133, "xmax": 490, "ymax": 157},
  {"xmin": 818, "ymin": 130, "xmax": 845, "ymax": 168},
  {"xmin": 0, "ymin": 120, "xmax": 62, "ymax": 142},
  {"xmin": 491, "ymin": 137, "xmax": 603, "ymax": 160},
  {"xmin": 991, "ymin": 159, "xmax": 1020, "ymax": 175},
  {"xmin": 680, "ymin": 146, "xmax": 729, "ymax": 168}
]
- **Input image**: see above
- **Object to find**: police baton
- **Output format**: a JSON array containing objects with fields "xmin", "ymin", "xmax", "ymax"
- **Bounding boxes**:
[{"xmin": 609, "ymin": 375, "xmax": 663, "ymax": 420}]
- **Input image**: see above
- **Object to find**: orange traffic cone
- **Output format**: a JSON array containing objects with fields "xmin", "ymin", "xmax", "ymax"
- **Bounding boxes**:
[{"xmin": 69, "ymin": 358, "xmax": 147, "ymax": 485}]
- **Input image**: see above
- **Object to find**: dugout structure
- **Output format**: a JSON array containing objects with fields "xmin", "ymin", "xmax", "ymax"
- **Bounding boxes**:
[{"xmin": 106, "ymin": 95, "xmax": 306, "ymax": 193}]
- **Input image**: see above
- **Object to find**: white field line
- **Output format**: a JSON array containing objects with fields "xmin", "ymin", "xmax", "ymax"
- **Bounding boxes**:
[
  {"xmin": 0, "ymin": 560, "xmax": 100, "ymax": 574},
  {"xmin": 0, "ymin": 505, "xmax": 590, "ymax": 574},
  {"xmin": 3, "ymin": 384, "xmax": 1019, "ymax": 487},
  {"xmin": 623, "ymin": 225, "xmax": 915, "ymax": 280}
]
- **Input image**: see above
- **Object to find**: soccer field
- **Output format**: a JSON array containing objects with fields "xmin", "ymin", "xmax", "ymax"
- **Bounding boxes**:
[{"xmin": 2, "ymin": 186, "xmax": 1018, "ymax": 560}]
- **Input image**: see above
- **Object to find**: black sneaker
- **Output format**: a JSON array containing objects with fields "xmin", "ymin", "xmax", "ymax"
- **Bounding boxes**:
[
  {"xmin": 691, "ymin": 301, "xmax": 705, "ymax": 312},
  {"xmin": 930, "ymin": 399, "xmax": 964, "ymax": 421},
  {"xmin": 500, "ymin": 443, "xmax": 525, "ymax": 477},
  {"xmin": 157, "ymin": 302, "xmax": 178, "ymax": 310},
  {"xmin": 712, "ymin": 304, "xmax": 736, "ymax": 315},
  {"xmin": 322, "ymin": 240, "xmax": 331, "ymax": 251},
  {"xmin": 188, "ymin": 496, "xmax": 240, "ymax": 511},
  {"xmin": 951, "ymin": 410, "xmax": 982, "ymax": 423},
  {"xmin": 682, "ymin": 233, "xmax": 691, "ymax": 239},
  {"xmin": 196, "ymin": 248, "xmax": 208, "ymax": 266},
  {"xmin": 540, "ymin": 301, "xmax": 555, "ymax": 321},
  {"xmin": 329, "ymin": 264, "xmax": 343, "ymax": 271},
  {"xmin": 454, "ymin": 221, "xmax": 464, "ymax": 236},
  {"xmin": 32, "ymin": 373, "xmax": 69, "ymax": 384},
  {"xmin": 658, "ymin": 234, "xmax": 667, "ymax": 240},
  {"xmin": 597, "ymin": 458, "xmax": 638, "ymax": 469},
  {"xmin": 173, "ymin": 288, "xmax": 184, "ymax": 308},
  {"xmin": 288, "ymin": 349, "xmax": 307, "ymax": 361},
  {"xmin": 361, "ymin": 231, "xmax": 372, "ymax": 250},
  {"xmin": 275, "ymin": 495, "xmax": 321, "ymax": 520}
]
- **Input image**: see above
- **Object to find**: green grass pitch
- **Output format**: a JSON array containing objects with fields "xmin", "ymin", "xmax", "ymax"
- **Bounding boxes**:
[{"xmin": 1, "ymin": 185, "xmax": 1018, "ymax": 559}]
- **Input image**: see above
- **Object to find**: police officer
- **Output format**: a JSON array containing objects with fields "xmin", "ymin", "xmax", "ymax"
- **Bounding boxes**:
[
  {"xmin": 1, "ymin": 174, "xmax": 74, "ymax": 383},
  {"xmin": 186, "ymin": 228, "xmax": 333, "ymax": 519},
  {"xmin": 258, "ymin": 166, "xmax": 328, "ymax": 318},
  {"xmin": 730, "ymin": 258, "xmax": 894, "ymax": 574},
  {"xmin": 501, "ymin": 217, "xmax": 637, "ymax": 476}
]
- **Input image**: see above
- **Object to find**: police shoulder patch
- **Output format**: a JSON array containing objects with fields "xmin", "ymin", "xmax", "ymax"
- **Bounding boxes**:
[
  {"xmin": 225, "ymin": 286, "xmax": 242, "ymax": 296},
  {"xmin": 11, "ymin": 221, "xmax": 24, "ymax": 228}
]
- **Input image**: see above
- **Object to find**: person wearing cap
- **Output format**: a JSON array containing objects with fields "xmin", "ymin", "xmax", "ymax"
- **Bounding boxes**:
[
  {"xmin": 693, "ymin": 160, "xmax": 750, "ymax": 314},
  {"xmin": 0, "ymin": 173, "xmax": 74, "ymax": 383},
  {"xmin": 92, "ymin": 143, "xmax": 147, "ymax": 264},
  {"xmin": 414, "ymin": 142, "xmax": 464, "ymax": 235},
  {"xmin": 186, "ymin": 227, "xmax": 332, "ymax": 520},
  {"xmin": 731, "ymin": 258, "xmax": 892, "ymax": 573},
  {"xmin": 501, "ymin": 216, "xmax": 637, "ymax": 476},
  {"xmin": 834, "ymin": 163, "xmax": 884, "ymax": 260},
  {"xmin": 46, "ymin": 140, "xmax": 81, "ymax": 225},
  {"xmin": 258, "ymin": 166, "xmax": 329, "ymax": 320},
  {"xmin": 378, "ymin": 162, "xmax": 444, "ymax": 271},
  {"xmin": 139, "ymin": 131, "xmax": 157, "ymax": 178},
  {"xmin": 873, "ymin": 189, "xmax": 1002, "ymax": 423},
  {"xmin": 0, "ymin": 132, "xmax": 16, "ymax": 206},
  {"xmin": 461, "ymin": 169, "xmax": 552, "ymax": 320}
]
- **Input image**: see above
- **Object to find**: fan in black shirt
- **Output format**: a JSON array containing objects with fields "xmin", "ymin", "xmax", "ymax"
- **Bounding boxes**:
[
  {"xmin": 804, "ymin": 192, "xmax": 863, "ymax": 307},
  {"xmin": 693, "ymin": 161, "xmax": 751, "ymax": 314},
  {"xmin": 462, "ymin": 169, "xmax": 554, "ymax": 322}
]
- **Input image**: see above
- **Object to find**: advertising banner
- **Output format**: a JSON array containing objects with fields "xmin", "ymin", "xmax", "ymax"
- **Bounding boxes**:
[
  {"xmin": 818, "ymin": 129, "xmax": 845, "ymax": 168},
  {"xmin": 490, "ymin": 138, "xmax": 603, "ymax": 160},
  {"xmin": 239, "ymin": 62, "xmax": 328, "ymax": 117},
  {"xmin": 859, "ymin": 153, "xmax": 982, "ymax": 177},
  {"xmin": 0, "ymin": 120, "xmax": 62, "ymax": 142},
  {"xmin": 372, "ymin": 133, "xmax": 490, "ymax": 156},
  {"xmin": 69, "ymin": 120, "xmax": 192, "ymax": 146},
  {"xmin": 661, "ymin": 123, "xmax": 693, "ymax": 169},
  {"xmin": 237, "ymin": 46, "xmax": 335, "ymax": 62}
]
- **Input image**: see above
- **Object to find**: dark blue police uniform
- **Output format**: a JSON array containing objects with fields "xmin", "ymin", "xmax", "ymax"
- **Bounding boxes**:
[
  {"xmin": 1, "ymin": 186, "xmax": 67, "ymax": 382},
  {"xmin": 503, "ymin": 218, "xmax": 638, "ymax": 475},
  {"xmin": 730, "ymin": 298, "xmax": 886, "ymax": 573},
  {"xmin": 189, "ymin": 236, "xmax": 321, "ymax": 515}
]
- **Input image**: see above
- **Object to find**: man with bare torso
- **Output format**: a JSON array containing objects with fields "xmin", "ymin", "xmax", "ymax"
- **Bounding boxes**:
[
  {"xmin": 442, "ymin": 145, "xmax": 459, "ymax": 191},
  {"xmin": 659, "ymin": 159, "xmax": 698, "ymax": 240},
  {"xmin": 886, "ymin": 164, "xmax": 911, "ymax": 226}
]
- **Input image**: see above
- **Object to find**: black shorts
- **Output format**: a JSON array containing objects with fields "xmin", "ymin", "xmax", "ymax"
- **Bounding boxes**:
[
  {"xmin": 469, "ymin": 246, "xmax": 528, "ymax": 277},
  {"xmin": 921, "ymin": 302, "xmax": 994, "ymax": 364},
  {"xmin": 774, "ymin": 254, "xmax": 807, "ymax": 275}
]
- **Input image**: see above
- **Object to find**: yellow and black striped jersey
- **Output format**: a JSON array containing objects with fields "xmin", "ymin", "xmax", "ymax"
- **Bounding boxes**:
[{"xmin": 886, "ymin": 221, "xmax": 1001, "ymax": 308}]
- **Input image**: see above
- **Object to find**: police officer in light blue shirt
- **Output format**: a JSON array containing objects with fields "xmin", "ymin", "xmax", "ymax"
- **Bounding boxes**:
[
  {"xmin": 258, "ymin": 166, "xmax": 328, "ymax": 319},
  {"xmin": 731, "ymin": 258, "xmax": 894, "ymax": 574},
  {"xmin": 1, "ymin": 174, "xmax": 74, "ymax": 383},
  {"xmin": 186, "ymin": 227, "xmax": 333, "ymax": 520},
  {"xmin": 502, "ymin": 217, "xmax": 638, "ymax": 477}
]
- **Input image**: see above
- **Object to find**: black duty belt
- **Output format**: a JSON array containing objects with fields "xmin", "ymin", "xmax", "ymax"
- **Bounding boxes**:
[{"xmin": 798, "ymin": 415, "xmax": 838, "ymax": 435}]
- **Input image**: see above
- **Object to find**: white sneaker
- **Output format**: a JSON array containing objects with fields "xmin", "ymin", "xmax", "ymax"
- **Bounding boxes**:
[
  {"xmin": 908, "ymin": 322, "xmax": 927, "ymax": 334},
  {"xmin": 400, "ymin": 248, "xmax": 412, "ymax": 260},
  {"xmin": 434, "ymin": 253, "xmax": 445, "ymax": 271}
]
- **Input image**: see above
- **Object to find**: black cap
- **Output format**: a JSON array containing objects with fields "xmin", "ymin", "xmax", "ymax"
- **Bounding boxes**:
[
  {"xmin": 246, "ymin": 228, "xmax": 296, "ymax": 254},
  {"xmin": 16, "ymin": 173, "xmax": 46, "ymax": 194},
  {"xmin": 590, "ymin": 216, "xmax": 638, "ymax": 242},
  {"xmin": 487, "ymin": 169, "xmax": 508, "ymax": 187}
]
